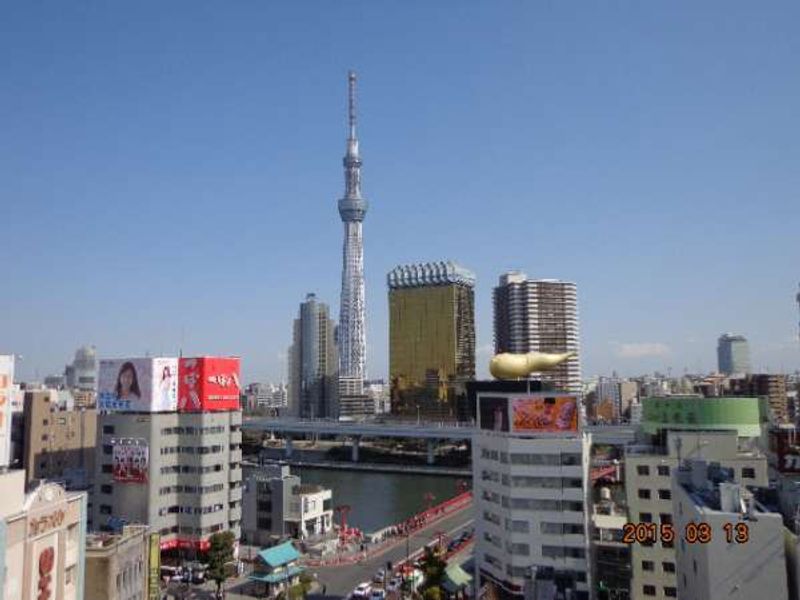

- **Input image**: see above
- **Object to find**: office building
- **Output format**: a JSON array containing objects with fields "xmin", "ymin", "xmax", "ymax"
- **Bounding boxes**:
[
  {"xmin": 717, "ymin": 333, "xmax": 751, "ymax": 375},
  {"xmin": 92, "ymin": 409, "xmax": 243, "ymax": 551},
  {"xmin": 287, "ymin": 294, "xmax": 338, "ymax": 419},
  {"xmin": 64, "ymin": 345, "xmax": 98, "ymax": 399},
  {"xmin": 472, "ymin": 387, "xmax": 591, "ymax": 599},
  {"xmin": 242, "ymin": 464, "xmax": 333, "ymax": 546},
  {"xmin": 22, "ymin": 389, "xmax": 97, "ymax": 490},
  {"xmin": 673, "ymin": 460, "xmax": 791, "ymax": 600},
  {"xmin": 626, "ymin": 401, "xmax": 768, "ymax": 600},
  {"xmin": 245, "ymin": 383, "xmax": 288, "ymax": 413},
  {"xmin": 731, "ymin": 373, "xmax": 789, "ymax": 424},
  {"xmin": 0, "ymin": 469, "xmax": 87, "ymax": 600},
  {"xmin": 493, "ymin": 272, "xmax": 581, "ymax": 394},
  {"xmin": 337, "ymin": 71, "xmax": 368, "ymax": 396},
  {"xmin": 388, "ymin": 261, "xmax": 476, "ymax": 420},
  {"xmin": 84, "ymin": 525, "xmax": 155, "ymax": 600}
]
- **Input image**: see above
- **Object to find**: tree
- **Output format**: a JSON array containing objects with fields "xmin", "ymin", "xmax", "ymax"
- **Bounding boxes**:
[
  {"xmin": 422, "ymin": 587, "xmax": 442, "ymax": 600},
  {"xmin": 420, "ymin": 547, "xmax": 446, "ymax": 589},
  {"xmin": 207, "ymin": 531, "xmax": 236, "ymax": 595}
]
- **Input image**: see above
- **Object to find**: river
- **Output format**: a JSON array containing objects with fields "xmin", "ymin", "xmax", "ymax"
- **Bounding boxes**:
[{"xmin": 291, "ymin": 466, "xmax": 468, "ymax": 533}]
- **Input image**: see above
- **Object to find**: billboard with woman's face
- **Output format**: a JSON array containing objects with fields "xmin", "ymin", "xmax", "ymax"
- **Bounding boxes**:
[{"xmin": 98, "ymin": 358, "xmax": 178, "ymax": 412}]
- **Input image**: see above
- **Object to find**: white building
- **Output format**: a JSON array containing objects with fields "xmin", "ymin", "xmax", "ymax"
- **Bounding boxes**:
[
  {"xmin": 673, "ymin": 460, "xmax": 793, "ymax": 600},
  {"xmin": 286, "ymin": 484, "xmax": 333, "ymax": 540},
  {"xmin": 472, "ymin": 387, "xmax": 590, "ymax": 599},
  {"xmin": 493, "ymin": 273, "xmax": 581, "ymax": 394}
]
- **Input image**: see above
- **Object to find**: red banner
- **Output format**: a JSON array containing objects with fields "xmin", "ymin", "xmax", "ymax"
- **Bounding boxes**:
[{"xmin": 178, "ymin": 357, "xmax": 241, "ymax": 412}]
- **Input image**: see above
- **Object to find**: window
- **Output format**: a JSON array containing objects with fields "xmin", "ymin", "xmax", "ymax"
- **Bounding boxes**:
[
  {"xmin": 509, "ymin": 543, "xmax": 530, "ymax": 556},
  {"xmin": 642, "ymin": 561, "xmax": 654, "ymax": 572},
  {"xmin": 643, "ymin": 585, "xmax": 656, "ymax": 596},
  {"xmin": 41, "ymin": 434, "xmax": 48, "ymax": 442},
  {"xmin": 103, "ymin": 444, "xmax": 113, "ymax": 455},
  {"xmin": 102, "ymin": 464, "xmax": 113, "ymax": 473},
  {"xmin": 658, "ymin": 489, "xmax": 671, "ymax": 500},
  {"xmin": 101, "ymin": 485, "xmax": 113, "ymax": 494},
  {"xmin": 693, "ymin": 559, "xmax": 697, "ymax": 574},
  {"xmin": 662, "ymin": 562, "xmax": 676, "ymax": 573},
  {"xmin": 657, "ymin": 465, "xmax": 670, "ymax": 476},
  {"xmin": 742, "ymin": 467, "xmax": 756, "ymax": 479},
  {"xmin": 665, "ymin": 588, "xmax": 677, "ymax": 598},
  {"xmin": 637, "ymin": 465, "xmax": 650, "ymax": 476},
  {"xmin": 638, "ymin": 489, "xmax": 651, "ymax": 500},
  {"xmin": 660, "ymin": 513, "xmax": 672, "ymax": 524},
  {"xmin": 100, "ymin": 505, "xmax": 112, "ymax": 515},
  {"xmin": 103, "ymin": 425, "xmax": 115, "ymax": 435}
]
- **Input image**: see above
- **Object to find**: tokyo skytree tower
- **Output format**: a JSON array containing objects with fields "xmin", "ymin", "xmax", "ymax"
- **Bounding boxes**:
[{"xmin": 338, "ymin": 71, "xmax": 368, "ymax": 387}]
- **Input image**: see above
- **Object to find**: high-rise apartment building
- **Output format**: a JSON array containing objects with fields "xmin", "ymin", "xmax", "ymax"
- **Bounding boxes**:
[
  {"xmin": 472, "ymin": 386, "xmax": 591, "ymax": 599},
  {"xmin": 287, "ymin": 294, "xmax": 338, "ymax": 419},
  {"xmin": 493, "ymin": 272, "xmax": 581, "ymax": 394},
  {"xmin": 388, "ymin": 261, "xmax": 475, "ymax": 420},
  {"xmin": 21, "ymin": 389, "xmax": 97, "ymax": 490},
  {"xmin": 731, "ymin": 373, "xmax": 789, "ymax": 424},
  {"xmin": 717, "ymin": 333, "xmax": 751, "ymax": 375},
  {"xmin": 338, "ymin": 71, "xmax": 368, "ymax": 395}
]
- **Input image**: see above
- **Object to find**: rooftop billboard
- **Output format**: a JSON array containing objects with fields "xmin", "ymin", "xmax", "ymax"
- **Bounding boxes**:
[
  {"xmin": 98, "ymin": 357, "xmax": 178, "ymax": 412},
  {"xmin": 511, "ymin": 395, "xmax": 579, "ymax": 434},
  {"xmin": 178, "ymin": 357, "xmax": 241, "ymax": 412},
  {"xmin": 0, "ymin": 355, "xmax": 14, "ymax": 468}
]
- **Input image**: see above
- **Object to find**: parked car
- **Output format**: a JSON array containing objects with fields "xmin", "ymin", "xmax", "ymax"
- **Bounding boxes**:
[
  {"xmin": 370, "ymin": 590, "xmax": 386, "ymax": 600},
  {"xmin": 373, "ymin": 569, "xmax": 386, "ymax": 583},
  {"xmin": 386, "ymin": 578, "xmax": 402, "ymax": 593},
  {"xmin": 352, "ymin": 583, "xmax": 372, "ymax": 599}
]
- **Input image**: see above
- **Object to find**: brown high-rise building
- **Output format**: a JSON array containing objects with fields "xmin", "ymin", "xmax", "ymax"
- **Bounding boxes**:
[
  {"xmin": 493, "ymin": 272, "xmax": 581, "ymax": 394},
  {"xmin": 22, "ymin": 389, "xmax": 97, "ymax": 490},
  {"xmin": 388, "ymin": 261, "xmax": 475, "ymax": 420},
  {"xmin": 731, "ymin": 374, "xmax": 789, "ymax": 423}
]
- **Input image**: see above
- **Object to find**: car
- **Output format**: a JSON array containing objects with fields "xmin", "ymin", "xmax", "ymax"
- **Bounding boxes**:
[
  {"xmin": 352, "ymin": 583, "xmax": 372, "ymax": 599},
  {"xmin": 386, "ymin": 578, "xmax": 402, "ymax": 593},
  {"xmin": 373, "ymin": 569, "xmax": 386, "ymax": 583},
  {"xmin": 370, "ymin": 590, "xmax": 386, "ymax": 600}
]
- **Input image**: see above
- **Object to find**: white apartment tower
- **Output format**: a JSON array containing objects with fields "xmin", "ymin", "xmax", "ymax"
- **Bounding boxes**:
[{"xmin": 493, "ymin": 272, "xmax": 581, "ymax": 394}]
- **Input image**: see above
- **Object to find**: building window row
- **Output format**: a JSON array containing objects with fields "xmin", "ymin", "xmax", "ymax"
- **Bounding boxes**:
[
  {"xmin": 509, "ymin": 452, "xmax": 581, "ymax": 466},
  {"xmin": 483, "ymin": 510, "xmax": 501, "ymax": 526},
  {"xmin": 637, "ymin": 488, "xmax": 672, "ymax": 500},
  {"xmin": 510, "ymin": 476, "xmax": 582, "ymax": 489},
  {"xmin": 540, "ymin": 522, "xmax": 584, "ymax": 535},
  {"xmin": 541, "ymin": 545, "xmax": 585, "ymax": 559},
  {"xmin": 510, "ymin": 498, "xmax": 583, "ymax": 512},
  {"xmin": 160, "ymin": 425, "xmax": 227, "ymax": 435}
]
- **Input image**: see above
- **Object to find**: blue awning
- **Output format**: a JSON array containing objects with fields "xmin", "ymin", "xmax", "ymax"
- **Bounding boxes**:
[
  {"xmin": 249, "ymin": 565, "xmax": 305, "ymax": 584},
  {"xmin": 256, "ymin": 541, "xmax": 301, "ymax": 568}
]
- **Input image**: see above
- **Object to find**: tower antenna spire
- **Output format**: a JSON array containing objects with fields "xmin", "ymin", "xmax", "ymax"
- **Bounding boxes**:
[{"xmin": 348, "ymin": 70, "xmax": 357, "ymax": 140}]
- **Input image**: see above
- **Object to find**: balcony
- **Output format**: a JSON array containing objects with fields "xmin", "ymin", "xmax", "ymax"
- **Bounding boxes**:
[
  {"xmin": 229, "ymin": 486, "xmax": 242, "ymax": 502},
  {"xmin": 230, "ymin": 431, "xmax": 242, "ymax": 445},
  {"xmin": 229, "ymin": 506, "xmax": 242, "ymax": 521},
  {"xmin": 229, "ymin": 449, "xmax": 242, "ymax": 464},
  {"xmin": 229, "ymin": 468, "xmax": 242, "ymax": 484}
]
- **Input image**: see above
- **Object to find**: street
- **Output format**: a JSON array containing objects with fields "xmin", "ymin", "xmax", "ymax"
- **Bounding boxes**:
[{"xmin": 310, "ymin": 506, "xmax": 475, "ymax": 598}]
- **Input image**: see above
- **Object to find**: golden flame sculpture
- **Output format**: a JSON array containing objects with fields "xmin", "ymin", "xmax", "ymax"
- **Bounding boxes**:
[{"xmin": 489, "ymin": 351, "xmax": 576, "ymax": 380}]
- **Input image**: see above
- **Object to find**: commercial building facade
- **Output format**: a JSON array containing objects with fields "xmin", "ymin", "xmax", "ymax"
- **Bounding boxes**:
[
  {"xmin": 92, "ymin": 409, "xmax": 243, "ymax": 551},
  {"xmin": 22, "ymin": 390, "xmax": 97, "ymax": 490},
  {"xmin": 472, "ymin": 388, "xmax": 591, "ymax": 599},
  {"xmin": 84, "ymin": 524, "xmax": 154, "ymax": 600},
  {"xmin": 493, "ymin": 272, "xmax": 581, "ymax": 394},
  {"xmin": 717, "ymin": 333, "xmax": 751, "ymax": 376},
  {"xmin": 0, "ymin": 470, "xmax": 87, "ymax": 600},
  {"xmin": 625, "ymin": 430, "xmax": 767, "ymax": 600},
  {"xmin": 388, "ymin": 261, "xmax": 476, "ymax": 420},
  {"xmin": 287, "ymin": 294, "xmax": 338, "ymax": 419}
]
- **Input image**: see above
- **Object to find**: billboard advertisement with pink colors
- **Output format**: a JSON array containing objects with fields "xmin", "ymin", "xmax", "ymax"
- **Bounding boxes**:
[
  {"xmin": 178, "ymin": 357, "xmax": 241, "ymax": 412},
  {"xmin": 511, "ymin": 395, "xmax": 579, "ymax": 434}
]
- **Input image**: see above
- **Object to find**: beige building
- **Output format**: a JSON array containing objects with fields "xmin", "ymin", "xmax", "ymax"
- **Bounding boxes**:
[
  {"xmin": 85, "ymin": 525, "xmax": 157, "ymax": 600},
  {"xmin": 0, "ymin": 469, "xmax": 87, "ymax": 600},
  {"xmin": 625, "ymin": 431, "xmax": 767, "ymax": 600},
  {"xmin": 22, "ymin": 390, "xmax": 97, "ymax": 489}
]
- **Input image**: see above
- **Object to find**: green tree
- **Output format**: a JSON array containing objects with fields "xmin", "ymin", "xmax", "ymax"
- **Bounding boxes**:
[
  {"xmin": 207, "ymin": 531, "xmax": 236, "ymax": 595},
  {"xmin": 423, "ymin": 587, "xmax": 442, "ymax": 600},
  {"xmin": 420, "ymin": 547, "xmax": 446, "ymax": 589}
]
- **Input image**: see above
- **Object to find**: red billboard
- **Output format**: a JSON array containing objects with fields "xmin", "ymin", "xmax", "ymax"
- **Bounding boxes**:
[{"xmin": 178, "ymin": 357, "xmax": 241, "ymax": 412}]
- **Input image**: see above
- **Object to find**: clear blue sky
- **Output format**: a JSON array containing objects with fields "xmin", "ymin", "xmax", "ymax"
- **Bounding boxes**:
[{"xmin": 2, "ymin": 2, "xmax": 798, "ymax": 383}]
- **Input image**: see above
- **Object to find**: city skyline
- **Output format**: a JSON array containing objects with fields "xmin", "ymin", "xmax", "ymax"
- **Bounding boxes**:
[{"xmin": 2, "ymin": 3, "xmax": 799, "ymax": 383}]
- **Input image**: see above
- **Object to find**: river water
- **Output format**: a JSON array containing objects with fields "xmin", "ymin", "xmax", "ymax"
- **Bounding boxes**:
[{"xmin": 292, "ymin": 467, "xmax": 467, "ymax": 533}]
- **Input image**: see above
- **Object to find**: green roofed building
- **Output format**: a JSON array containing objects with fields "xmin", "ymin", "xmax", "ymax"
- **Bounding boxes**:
[
  {"xmin": 641, "ymin": 396, "xmax": 767, "ymax": 437},
  {"xmin": 249, "ymin": 541, "xmax": 304, "ymax": 597}
]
